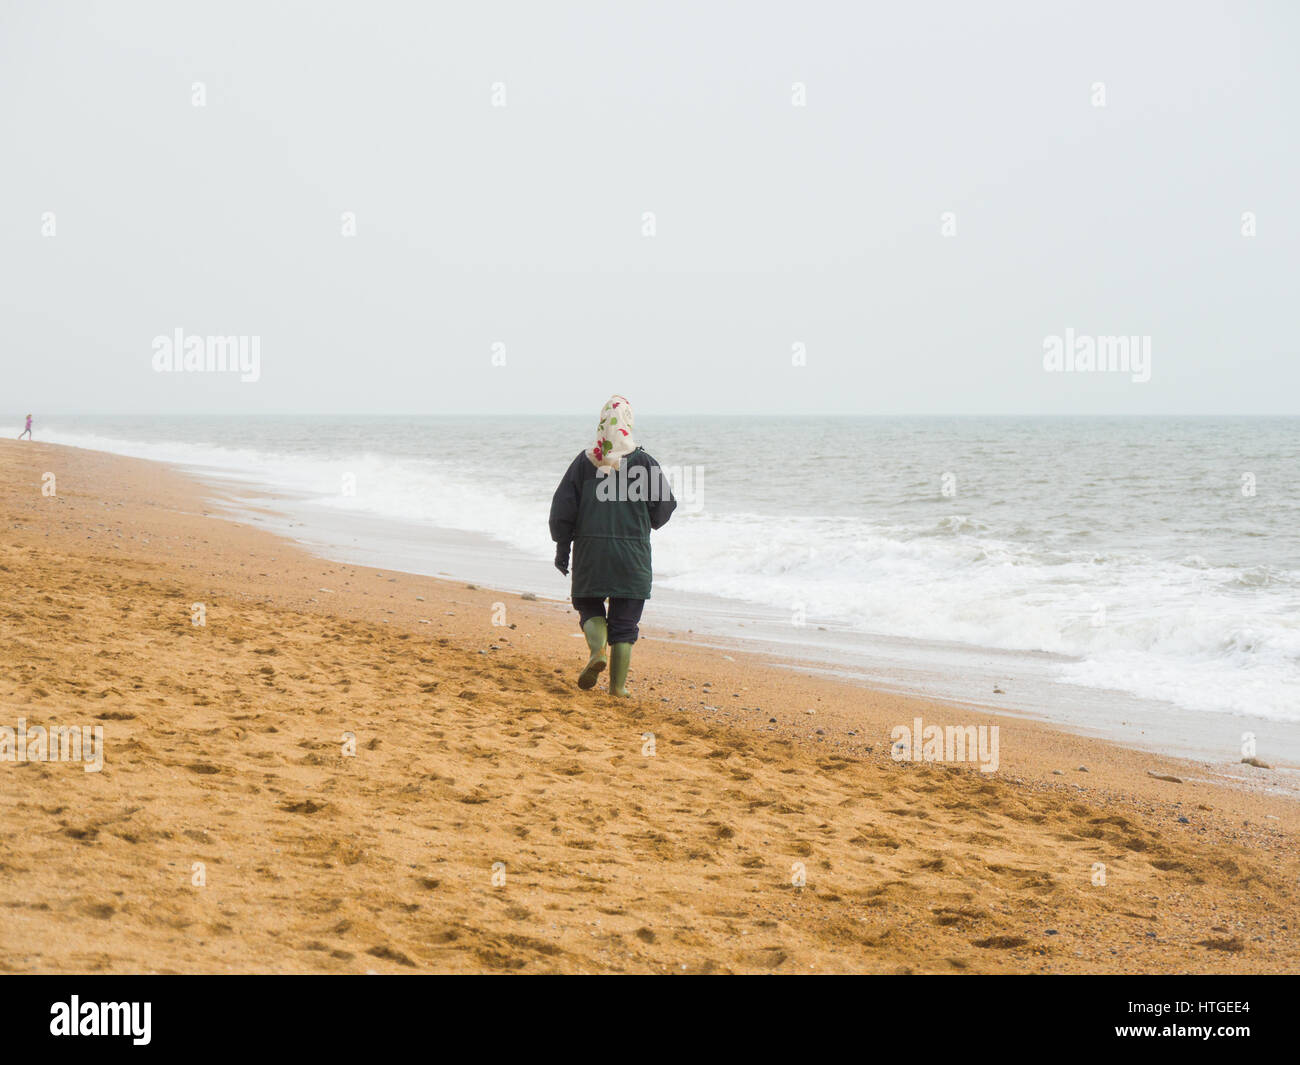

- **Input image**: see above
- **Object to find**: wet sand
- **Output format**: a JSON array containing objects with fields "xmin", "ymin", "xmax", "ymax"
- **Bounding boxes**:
[{"xmin": 0, "ymin": 438, "xmax": 1296, "ymax": 973}]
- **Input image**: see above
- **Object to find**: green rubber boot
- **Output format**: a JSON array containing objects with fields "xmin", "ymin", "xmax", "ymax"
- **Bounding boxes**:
[
  {"xmin": 608, "ymin": 642, "xmax": 632, "ymax": 697},
  {"xmin": 578, "ymin": 617, "xmax": 608, "ymax": 690}
]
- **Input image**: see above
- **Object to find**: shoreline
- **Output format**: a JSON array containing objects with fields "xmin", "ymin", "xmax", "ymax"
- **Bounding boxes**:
[
  {"xmin": 210, "ymin": 459, "xmax": 1300, "ymax": 778},
  {"xmin": 2, "ymin": 437, "xmax": 1297, "ymax": 973},
  {"xmin": 200, "ymin": 467, "xmax": 1300, "ymax": 775},
  {"xmin": 13, "ymin": 419, "xmax": 1300, "ymax": 767}
]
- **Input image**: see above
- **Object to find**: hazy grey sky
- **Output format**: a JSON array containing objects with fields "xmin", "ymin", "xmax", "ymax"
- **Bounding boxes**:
[{"xmin": 2, "ymin": 0, "xmax": 1296, "ymax": 415}]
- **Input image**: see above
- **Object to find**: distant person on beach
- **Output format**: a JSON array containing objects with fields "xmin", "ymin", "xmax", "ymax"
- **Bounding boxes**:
[
  {"xmin": 17, "ymin": 414, "xmax": 32, "ymax": 439},
  {"xmin": 550, "ymin": 395, "xmax": 676, "ymax": 696}
]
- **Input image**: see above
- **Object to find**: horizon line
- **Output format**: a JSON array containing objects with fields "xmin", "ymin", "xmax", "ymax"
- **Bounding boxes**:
[{"xmin": 12, "ymin": 411, "xmax": 1300, "ymax": 420}]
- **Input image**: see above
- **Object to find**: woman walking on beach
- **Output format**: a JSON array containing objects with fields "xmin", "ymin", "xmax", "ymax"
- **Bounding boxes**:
[
  {"xmin": 17, "ymin": 414, "xmax": 32, "ymax": 440},
  {"xmin": 549, "ymin": 395, "xmax": 676, "ymax": 696}
]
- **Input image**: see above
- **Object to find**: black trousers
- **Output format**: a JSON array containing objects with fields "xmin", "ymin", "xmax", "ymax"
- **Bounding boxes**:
[{"xmin": 572, "ymin": 597, "xmax": 645, "ymax": 644}]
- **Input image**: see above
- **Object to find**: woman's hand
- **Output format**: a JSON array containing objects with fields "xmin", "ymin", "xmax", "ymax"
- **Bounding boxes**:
[{"xmin": 554, "ymin": 541, "xmax": 571, "ymax": 576}]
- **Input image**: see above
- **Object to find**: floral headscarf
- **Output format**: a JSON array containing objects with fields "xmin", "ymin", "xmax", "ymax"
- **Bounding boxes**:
[{"xmin": 588, "ymin": 394, "xmax": 637, "ymax": 469}]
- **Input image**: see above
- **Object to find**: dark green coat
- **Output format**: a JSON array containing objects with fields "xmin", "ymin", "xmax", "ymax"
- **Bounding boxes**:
[{"xmin": 549, "ymin": 448, "xmax": 677, "ymax": 599}]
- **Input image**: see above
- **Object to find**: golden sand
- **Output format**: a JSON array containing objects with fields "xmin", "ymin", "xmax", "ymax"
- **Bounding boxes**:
[{"xmin": 0, "ymin": 439, "xmax": 1296, "ymax": 973}]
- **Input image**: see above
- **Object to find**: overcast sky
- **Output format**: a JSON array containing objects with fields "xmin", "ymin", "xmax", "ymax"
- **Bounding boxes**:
[{"xmin": 1, "ymin": 0, "xmax": 1296, "ymax": 416}]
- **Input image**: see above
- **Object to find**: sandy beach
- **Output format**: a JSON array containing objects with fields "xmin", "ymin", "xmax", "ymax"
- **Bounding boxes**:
[{"xmin": 0, "ymin": 437, "xmax": 1296, "ymax": 974}]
